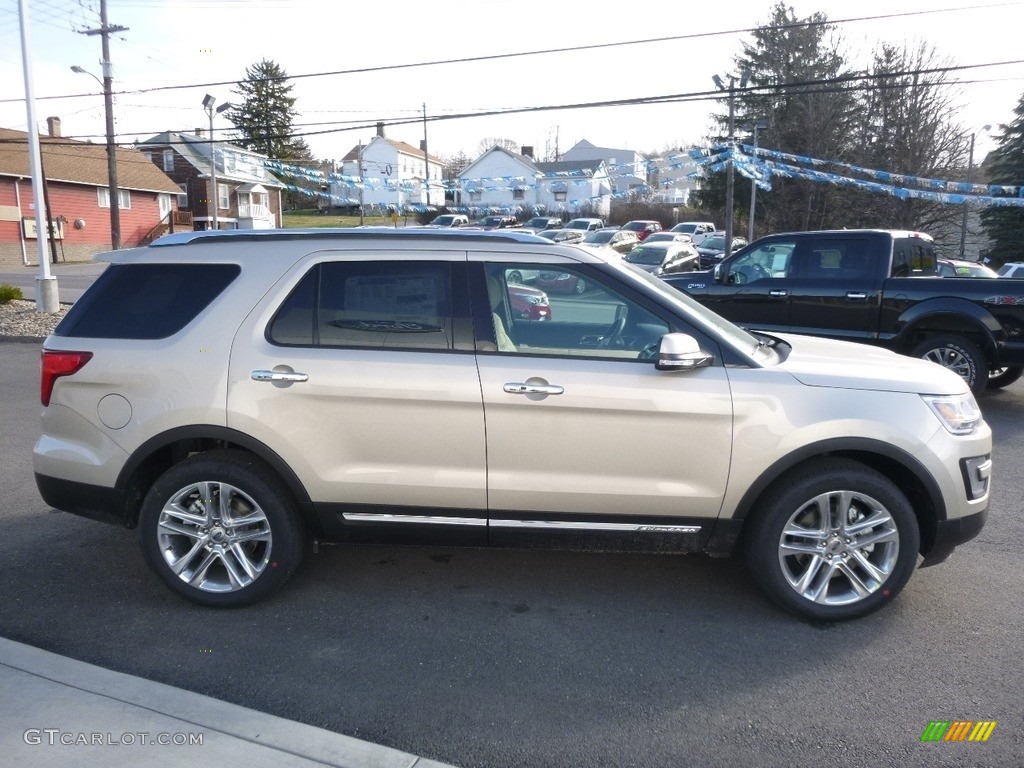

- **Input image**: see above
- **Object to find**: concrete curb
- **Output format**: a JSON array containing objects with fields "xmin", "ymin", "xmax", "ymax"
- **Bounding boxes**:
[{"xmin": 1, "ymin": 637, "xmax": 458, "ymax": 768}]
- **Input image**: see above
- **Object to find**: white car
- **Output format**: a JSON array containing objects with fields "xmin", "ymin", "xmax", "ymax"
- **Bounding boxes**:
[{"xmin": 997, "ymin": 262, "xmax": 1024, "ymax": 278}]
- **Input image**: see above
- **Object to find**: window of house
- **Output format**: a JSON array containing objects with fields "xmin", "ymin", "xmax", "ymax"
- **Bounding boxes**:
[
  {"xmin": 554, "ymin": 191, "xmax": 567, "ymax": 202},
  {"xmin": 268, "ymin": 261, "xmax": 455, "ymax": 351},
  {"xmin": 162, "ymin": 150, "xmax": 174, "ymax": 172},
  {"xmin": 218, "ymin": 183, "xmax": 230, "ymax": 210},
  {"xmin": 469, "ymin": 191, "xmax": 482, "ymax": 203},
  {"xmin": 97, "ymin": 188, "xmax": 131, "ymax": 209},
  {"xmin": 177, "ymin": 183, "xmax": 188, "ymax": 207},
  {"xmin": 513, "ymin": 188, "xmax": 525, "ymax": 201}
]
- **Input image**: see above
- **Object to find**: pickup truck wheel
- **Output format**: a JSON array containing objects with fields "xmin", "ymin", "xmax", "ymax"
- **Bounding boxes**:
[
  {"xmin": 911, "ymin": 335, "xmax": 987, "ymax": 394},
  {"xmin": 744, "ymin": 459, "xmax": 919, "ymax": 621},
  {"xmin": 988, "ymin": 366, "xmax": 1023, "ymax": 390},
  {"xmin": 139, "ymin": 449, "xmax": 305, "ymax": 607}
]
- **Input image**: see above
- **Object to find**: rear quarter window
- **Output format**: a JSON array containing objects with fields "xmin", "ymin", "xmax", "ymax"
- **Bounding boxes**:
[{"xmin": 54, "ymin": 263, "xmax": 240, "ymax": 339}]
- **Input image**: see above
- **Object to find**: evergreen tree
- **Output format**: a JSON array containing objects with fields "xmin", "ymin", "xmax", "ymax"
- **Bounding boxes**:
[
  {"xmin": 980, "ymin": 91, "xmax": 1024, "ymax": 265},
  {"xmin": 227, "ymin": 59, "xmax": 307, "ymax": 162}
]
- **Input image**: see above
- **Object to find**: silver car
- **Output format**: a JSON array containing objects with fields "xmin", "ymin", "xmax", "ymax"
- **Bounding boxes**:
[{"xmin": 34, "ymin": 228, "xmax": 991, "ymax": 620}]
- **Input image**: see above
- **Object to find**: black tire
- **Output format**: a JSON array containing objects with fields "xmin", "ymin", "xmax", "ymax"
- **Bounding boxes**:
[
  {"xmin": 573, "ymin": 278, "xmax": 587, "ymax": 295},
  {"xmin": 911, "ymin": 335, "xmax": 987, "ymax": 395},
  {"xmin": 988, "ymin": 366, "xmax": 1023, "ymax": 390},
  {"xmin": 507, "ymin": 270, "xmax": 523, "ymax": 284},
  {"xmin": 743, "ymin": 458, "xmax": 920, "ymax": 621},
  {"xmin": 139, "ymin": 449, "xmax": 305, "ymax": 607}
]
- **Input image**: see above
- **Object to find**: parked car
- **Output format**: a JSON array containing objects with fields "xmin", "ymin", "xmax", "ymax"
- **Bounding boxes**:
[
  {"xmin": 624, "ymin": 242, "xmax": 700, "ymax": 274},
  {"xmin": 621, "ymin": 220, "xmax": 663, "ymax": 241},
  {"xmin": 534, "ymin": 269, "xmax": 589, "ymax": 294},
  {"xmin": 937, "ymin": 258, "xmax": 998, "ymax": 278},
  {"xmin": 537, "ymin": 229, "xmax": 587, "ymax": 244},
  {"xmin": 563, "ymin": 217, "xmax": 606, "ymax": 232},
  {"xmin": 519, "ymin": 216, "xmax": 564, "ymax": 233},
  {"xmin": 644, "ymin": 232, "xmax": 693, "ymax": 245},
  {"xmin": 34, "ymin": 228, "xmax": 992, "ymax": 621},
  {"xmin": 670, "ymin": 221, "xmax": 717, "ymax": 244},
  {"xmin": 695, "ymin": 234, "xmax": 747, "ymax": 270},
  {"xmin": 997, "ymin": 262, "xmax": 1024, "ymax": 278},
  {"xmin": 478, "ymin": 215, "xmax": 518, "ymax": 230},
  {"xmin": 429, "ymin": 214, "xmax": 469, "ymax": 228},
  {"xmin": 507, "ymin": 282, "xmax": 552, "ymax": 321},
  {"xmin": 582, "ymin": 228, "xmax": 640, "ymax": 255}
]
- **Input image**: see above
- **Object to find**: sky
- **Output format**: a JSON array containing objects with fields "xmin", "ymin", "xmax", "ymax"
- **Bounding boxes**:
[{"xmin": 1, "ymin": 0, "xmax": 1022, "ymax": 171}]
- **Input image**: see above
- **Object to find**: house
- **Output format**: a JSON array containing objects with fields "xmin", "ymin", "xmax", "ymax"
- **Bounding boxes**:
[
  {"xmin": 332, "ymin": 123, "xmax": 444, "ymax": 212},
  {"xmin": 457, "ymin": 146, "xmax": 611, "ymax": 219},
  {"xmin": 647, "ymin": 151, "xmax": 702, "ymax": 206},
  {"xmin": 138, "ymin": 131, "xmax": 284, "ymax": 230},
  {"xmin": 0, "ymin": 118, "xmax": 182, "ymax": 267},
  {"xmin": 561, "ymin": 139, "xmax": 648, "ymax": 199}
]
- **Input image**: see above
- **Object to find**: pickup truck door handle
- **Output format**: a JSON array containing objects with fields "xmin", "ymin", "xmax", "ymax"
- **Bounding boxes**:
[
  {"xmin": 846, "ymin": 292, "xmax": 868, "ymax": 301},
  {"xmin": 769, "ymin": 289, "xmax": 789, "ymax": 297},
  {"xmin": 251, "ymin": 369, "xmax": 309, "ymax": 383},
  {"xmin": 503, "ymin": 382, "xmax": 564, "ymax": 396}
]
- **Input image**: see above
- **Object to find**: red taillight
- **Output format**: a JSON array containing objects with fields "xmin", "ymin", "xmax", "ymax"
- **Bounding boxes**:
[{"xmin": 41, "ymin": 350, "xmax": 92, "ymax": 406}]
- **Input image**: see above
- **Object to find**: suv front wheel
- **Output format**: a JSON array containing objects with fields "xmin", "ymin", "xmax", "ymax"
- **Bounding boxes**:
[
  {"xmin": 139, "ymin": 450, "xmax": 305, "ymax": 607},
  {"xmin": 744, "ymin": 459, "xmax": 920, "ymax": 621}
]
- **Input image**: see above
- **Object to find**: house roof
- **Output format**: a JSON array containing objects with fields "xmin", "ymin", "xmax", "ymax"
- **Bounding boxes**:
[
  {"xmin": 563, "ymin": 139, "xmax": 641, "ymax": 165},
  {"xmin": 458, "ymin": 146, "xmax": 540, "ymax": 179},
  {"xmin": 340, "ymin": 135, "xmax": 443, "ymax": 165},
  {"xmin": 138, "ymin": 132, "xmax": 285, "ymax": 188},
  {"xmin": 0, "ymin": 127, "xmax": 180, "ymax": 194},
  {"xmin": 535, "ymin": 159, "xmax": 606, "ymax": 177}
]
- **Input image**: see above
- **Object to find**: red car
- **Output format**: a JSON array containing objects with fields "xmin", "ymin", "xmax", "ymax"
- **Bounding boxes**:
[
  {"xmin": 507, "ymin": 283, "xmax": 552, "ymax": 320},
  {"xmin": 621, "ymin": 220, "xmax": 663, "ymax": 241},
  {"xmin": 535, "ymin": 270, "xmax": 589, "ymax": 295}
]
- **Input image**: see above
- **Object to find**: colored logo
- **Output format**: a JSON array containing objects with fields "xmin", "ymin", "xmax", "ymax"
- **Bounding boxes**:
[{"xmin": 921, "ymin": 721, "xmax": 996, "ymax": 742}]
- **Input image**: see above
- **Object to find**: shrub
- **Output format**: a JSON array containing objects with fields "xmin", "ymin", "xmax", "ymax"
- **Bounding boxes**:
[{"xmin": 0, "ymin": 284, "xmax": 23, "ymax": 304}]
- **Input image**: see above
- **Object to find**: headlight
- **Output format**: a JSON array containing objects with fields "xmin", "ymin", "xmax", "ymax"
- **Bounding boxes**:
[{"xmin": 923, "ymin": 393, "xmax": 982, "ymax": 435}]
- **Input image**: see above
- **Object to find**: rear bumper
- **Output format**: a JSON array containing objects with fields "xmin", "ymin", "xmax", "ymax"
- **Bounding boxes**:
[
  {"xmin": 920, "ymin": 507, "xmax": 988, "ymax": 567},
  {"xmin": 35, "ymin": 473, "xmax": 131, "ymax": 528}
]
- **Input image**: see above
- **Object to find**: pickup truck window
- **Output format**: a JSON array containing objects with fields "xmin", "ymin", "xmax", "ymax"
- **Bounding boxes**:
[
  {"xmin": 727, "ymin": 242, "xmax": 796, "ymax": 284},
  {"xmin": 892, "ymin": 238, "xmax": 936, "ymax": 277},
  {"xmin": 795, "ymin": 238, "xmax": 876, "ymax": 280}
]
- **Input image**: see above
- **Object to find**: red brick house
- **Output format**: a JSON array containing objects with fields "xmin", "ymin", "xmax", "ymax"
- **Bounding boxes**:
[
  {"xmin": 138, "ymin": 131, "xmax": 284, "ymax": 230},
  {"xmin": 0, "ymin": 118, "xmax": 182, "ymax": 268}
]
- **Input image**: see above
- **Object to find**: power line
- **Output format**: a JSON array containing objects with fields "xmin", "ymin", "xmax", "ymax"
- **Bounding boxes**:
[{"xmin": 1, "ymin": 1, "xmax": 1020, "ymax": 104}]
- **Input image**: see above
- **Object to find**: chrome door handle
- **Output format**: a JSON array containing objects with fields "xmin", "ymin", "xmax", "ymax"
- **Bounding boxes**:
[
  {"xmin": 503, "ymin": 382, "xmax": 564, "ymax": 395},
  {"xmin": 846, "ymin": 292, "xmax": 868, "ymax": 300},
  {"xmin": 251, "ymin": 369, "xmax": 309, "ymax": 382},
  {"xmin": 769, "ymin": 289, "xmax": 789, "ymax": 297}
]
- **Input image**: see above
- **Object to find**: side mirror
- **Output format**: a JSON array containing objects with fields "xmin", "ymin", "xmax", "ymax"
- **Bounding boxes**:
[
  {"xmin": 655, "ymin": 333, "xmax": 714, "ymax": 371},
  {"xmin": 713, "ymin": 263, "xmax": 726, "ymax": 284}
]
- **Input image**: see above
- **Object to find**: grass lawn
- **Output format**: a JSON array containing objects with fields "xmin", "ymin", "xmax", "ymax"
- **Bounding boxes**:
[{"xmin": 282, "ymin": 210, "xmax": 426, "ymax": 229}]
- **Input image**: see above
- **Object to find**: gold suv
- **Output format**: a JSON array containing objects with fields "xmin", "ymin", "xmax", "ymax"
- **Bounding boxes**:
[{"xmin": 34, "ymin": 229, "xmax": 991, "ymax": 619}]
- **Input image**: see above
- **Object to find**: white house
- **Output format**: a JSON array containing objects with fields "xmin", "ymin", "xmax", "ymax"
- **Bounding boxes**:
[
  {"xmin": 561, "ymin": 139, "xmax": 648, "ymax": 199},
  {"xmin": 457, "ymin": 146, "xmax": 611, "ymax": 218},
  {"xmin": 647, "ymin": 151, "xmax": 702, "ymax": 206},
  {"xmin": 332, "ymin": 123, "xmax": 444, "ymax": 211}
]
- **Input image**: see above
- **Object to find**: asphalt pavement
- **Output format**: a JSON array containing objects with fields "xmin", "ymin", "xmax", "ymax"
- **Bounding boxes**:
[{"xmin": 0, "ymin": 262, "xmax": 459, "ymax": 768}]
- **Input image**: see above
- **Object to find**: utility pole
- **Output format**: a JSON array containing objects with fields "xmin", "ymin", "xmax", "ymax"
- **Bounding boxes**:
[
  {"xmin": 714, "ymin": 69, "xmax": 749, "ymax": 260},
  {"xmin": 81, "ymin": 0, "xmax": 127, "ymax": 250},
  {"xmin": 747, "ymin": 120, "xmax": 767, "ymax": 243},
  {"xmin": 959, "ymin": 125, "xmax": 991, "ymax": 259},
  {"xmin": 422, "ymin": 103, "xmax": 430, "ymax": 209},
  {"xmin": 358, "ymin": 141, "xmax": 364, "ymax": 225}
]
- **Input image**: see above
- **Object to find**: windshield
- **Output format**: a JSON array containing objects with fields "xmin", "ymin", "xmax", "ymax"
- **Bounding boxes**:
[
  {"xmin": 624, "ymin": 247, "xmax": 665, "ymax": 266},
  {"xmin": 585, "ymin": 231, "xmax": 614, "ymax": 244},
  {"xmin": 433, "ymin": 216, "xmax": 455, "ymax": 225},
  {"xmin": 701, "ymin": 236, "xmax": 726, "ymax": 250},
  {"xmin": 564, "ymin": 221, "xmax": 588, "ymax": 230},
  {"xmin": 672, "ymin": 224, "xmax": 697, "ymax": 234}
]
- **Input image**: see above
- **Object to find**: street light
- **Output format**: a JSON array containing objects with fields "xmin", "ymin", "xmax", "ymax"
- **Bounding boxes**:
[
  {"xmin": 959, "ymin": 124, "xmax": 991, "ymax": 259},
  {"xmin": 71, "ymin": 63, "xmax": 120, "ymax": 249},
  {"xmin": 713, "ymin": 68, "xmax": 750, "ymax": 258},
  {"xmin": 746, "ymin": 119, "xmax": 768, "ymax": 242},
  {"xmin": 202, "ymin": 94, "xmax": 231, "ymax": 230}
]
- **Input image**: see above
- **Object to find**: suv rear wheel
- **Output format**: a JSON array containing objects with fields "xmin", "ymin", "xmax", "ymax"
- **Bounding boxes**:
[
  {"xmin": 744, "ymin": 459, "xmax": 919, "ymax": 621},
  {"xmin": 139, "ymin": 450, "xmax": 305, "ymax": 607}
]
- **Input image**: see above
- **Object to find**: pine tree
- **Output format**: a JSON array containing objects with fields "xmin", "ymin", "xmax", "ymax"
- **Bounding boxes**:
[
  {"xmin": 227, "ymin": 59, "xmax": 307, "ymax": 162},
  {"xmin": 980, "ymin": 91, "xmax": 1024, "ymax": 265}
]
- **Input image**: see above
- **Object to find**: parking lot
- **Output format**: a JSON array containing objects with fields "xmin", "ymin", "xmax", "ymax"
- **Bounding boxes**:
[{"xmin": 1, "ymin": 339, "xmax": 1022, "ymax": 768}]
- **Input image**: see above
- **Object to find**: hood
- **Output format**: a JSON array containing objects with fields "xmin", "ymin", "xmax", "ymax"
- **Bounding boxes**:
[{"xmin": 773, "ymin": 333, "xmax": 968, "ymax": 395}]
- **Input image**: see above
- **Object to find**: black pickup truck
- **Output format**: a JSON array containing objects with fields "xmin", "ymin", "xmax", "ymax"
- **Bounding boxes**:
[{"xmin": 662, "ymin": 229, "xmax": 1024, "ymax": 393}]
